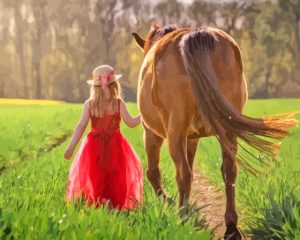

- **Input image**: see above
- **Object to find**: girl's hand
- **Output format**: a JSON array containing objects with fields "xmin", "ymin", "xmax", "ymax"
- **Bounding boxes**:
[
  {"xmin": 64, "ymin": 100, "xmax": 90, "ymax": 160},
  {"xmin": 120, "ymin": 101, "xmax": 141, "ymax": 128},
  {"xmin": 64, "ymin": 147, "xmax": 74, "ymax": 160}
]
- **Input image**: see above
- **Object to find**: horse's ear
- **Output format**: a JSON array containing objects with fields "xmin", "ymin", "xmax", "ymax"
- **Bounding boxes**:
[{"xmin": 132, "ymin": 32, "xmax": 145, "ymax": 50}]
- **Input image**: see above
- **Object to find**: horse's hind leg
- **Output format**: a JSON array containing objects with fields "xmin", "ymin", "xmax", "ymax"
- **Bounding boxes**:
[
  {"xmin": 143, "ymin": 124, "xmax": 166, "ymax": 198},
  {"xmin": 187, "ymin": 138, "xmax": 199, "ymax": 172},
  {"xmin": 168, "ymin": 133, "xmax": 192, "ymax": 207},
  {"xmin": 221, "ymin": 132, "xmax": 242, "ymax": 239}
]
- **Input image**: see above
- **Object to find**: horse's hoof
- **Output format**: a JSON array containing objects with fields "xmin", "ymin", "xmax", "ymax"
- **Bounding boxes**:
[{"xmin": 224, "ymin": 222, "xmax": 242, "ymax": 240}]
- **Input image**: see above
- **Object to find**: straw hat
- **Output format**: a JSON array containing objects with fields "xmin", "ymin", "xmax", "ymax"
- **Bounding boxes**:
[
  {"xmin": 87, "ymin": 65, "xmax": 122, "ymax": 86},
  {"xmin": 87, "ymin": 65, "xmax": 122, "ymax": 99}
]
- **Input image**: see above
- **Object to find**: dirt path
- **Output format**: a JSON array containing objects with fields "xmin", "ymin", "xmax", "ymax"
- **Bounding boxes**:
[
  {"xmin": 190, "ymin": 169, "xmax": 252, "ymax": 239},
  {"xmin": 190, "ymin": 170, "xmax": 226, "ymax": 239}
]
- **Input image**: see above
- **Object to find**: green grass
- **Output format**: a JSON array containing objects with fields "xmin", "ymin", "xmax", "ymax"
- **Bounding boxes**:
[
  {"xmin": 1, "ymin": 99, "xmax": 299, "ymax": 239},
  {"xmin": 196, "ymin": 99, "xmax": 300, "ymax": 239},
  {"xmin": 0, "ymin": 101, "xmax": 211, "ymax": 240},
  {"xmin": 0, "ymin": 103, "xmax": 82, "ymax": 172}
]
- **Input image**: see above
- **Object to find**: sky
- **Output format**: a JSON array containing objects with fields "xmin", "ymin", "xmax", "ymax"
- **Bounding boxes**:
[
  {"xmin": 179, "ymin": 0, "xmax": 194, "ymax": 3},
  {"xmin": 179, "ymin": 0, "xmax": 234, "ymax": 4},
  {"xmin": 150, "ymin": 0, "xmax": 235, "ymax": 5}
]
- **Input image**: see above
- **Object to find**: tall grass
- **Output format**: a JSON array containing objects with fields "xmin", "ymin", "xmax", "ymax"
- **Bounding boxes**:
[
  {"xmin": 0, "ymin": 101, "xmax": 211, "ymax": 239},
  {"xmin": 196, "ymin": 99, "xmax": 300, "ymax": 239},
  {"xmin": 0, "ymin": 103, "xmax": 81, "ymax": 172}
]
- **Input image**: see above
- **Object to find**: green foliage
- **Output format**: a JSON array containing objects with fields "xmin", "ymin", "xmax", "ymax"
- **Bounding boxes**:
[
  {"xmin": 1, "ymin": 0, "xmax": 300, "ymax": 100},
  {"xmin": 242, "ymin": 185, "xmax": 300, "ymax": 239},
  {"xmin": 197, "ymin": 99, "xmax": 300, "ymax": 238},
  {"xmin": 0, "ymin": 103, "xmax": 82, "ymax": 172},
  {"xmin": 0, "ymin": 102, "xmax": 211, "ymax": 239}
]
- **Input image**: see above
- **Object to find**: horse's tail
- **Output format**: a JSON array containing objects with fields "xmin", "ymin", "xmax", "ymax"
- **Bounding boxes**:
[{"xmin": 180, "ymin": 28, "xmax": 298, "ymax": 175}]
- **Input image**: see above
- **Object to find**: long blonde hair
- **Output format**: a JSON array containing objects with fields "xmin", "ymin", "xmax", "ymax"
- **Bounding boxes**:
[{"xmin": 89, "ymin": 81, "xmax": 122, "ymax": 117}]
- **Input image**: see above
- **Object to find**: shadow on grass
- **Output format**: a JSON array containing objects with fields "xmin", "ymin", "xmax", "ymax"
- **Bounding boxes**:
[{"xmin": 245, "ymin": 186, "xmax": 300, "ymax": 239}]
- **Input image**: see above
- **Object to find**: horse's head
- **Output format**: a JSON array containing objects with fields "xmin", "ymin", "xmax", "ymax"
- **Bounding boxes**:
[{"xmin": 132, "ymin": 24, "xmax": 178, "ymax": 55}]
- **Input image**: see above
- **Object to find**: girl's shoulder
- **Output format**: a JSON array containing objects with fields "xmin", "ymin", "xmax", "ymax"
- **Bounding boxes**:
[
  {"xmin": 84, "ymin": 99, "xmax": 91, "ymax": 108},
  {"xmin": 118, "ymin": 98, "xmax": 125, "ymax": 105},
  {"xmin": 118, "ymin": 98, "xmax": 126, "ymax": 111},
  {"xmin": 83, "ymin": 99, "xmax": 92, "ymax": 115}
]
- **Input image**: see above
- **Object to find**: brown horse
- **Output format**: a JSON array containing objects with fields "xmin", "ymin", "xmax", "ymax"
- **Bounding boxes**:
[{"xmin": 132, "ymin": 25, "xmax": 297, "ymax": 239}]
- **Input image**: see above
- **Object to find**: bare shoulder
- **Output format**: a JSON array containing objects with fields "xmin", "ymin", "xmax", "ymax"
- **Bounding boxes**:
[
  {"xmin": 84, "ymin": 99, "xmax": 91, "ymax": 103},
  {"xmin": 119, "ymin": 99, "xmax": 127, "ymax": 110},
  {"xmin": 83, "ymin": 99, "xmax": 91, "ymax": 110}
]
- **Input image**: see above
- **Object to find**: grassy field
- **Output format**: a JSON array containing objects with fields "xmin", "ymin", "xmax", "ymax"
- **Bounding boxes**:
[
  {"xmin": 0, "ymin": 102, "xmax": 80, "ymax": 172},
  {"xmin": 0, "ymin": 98, "xmax": 299, "ymax": 239},
  {"xmin": 196, "ymin": 99, "xmax": 300, "ymax": 239},
  {"xmin": 0, "ymin": 99, "xmax": 211, "ymax": 240}
]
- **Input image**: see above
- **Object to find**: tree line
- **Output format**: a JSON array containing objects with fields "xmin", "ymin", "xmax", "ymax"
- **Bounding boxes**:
[{"xmin": 0, "ymin": 0, "xmax": 299, "ymax": 102}]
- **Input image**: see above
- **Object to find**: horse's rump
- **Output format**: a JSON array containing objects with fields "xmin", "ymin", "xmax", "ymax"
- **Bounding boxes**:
[{"xmin": 178, "ymin": 27, "xmax": 298, "ymax": 174}]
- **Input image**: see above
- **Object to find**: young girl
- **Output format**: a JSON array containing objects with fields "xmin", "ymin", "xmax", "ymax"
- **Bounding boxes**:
[{"xmin": 64, "ymin": 64, "xmax": 143, "ymax": 210}]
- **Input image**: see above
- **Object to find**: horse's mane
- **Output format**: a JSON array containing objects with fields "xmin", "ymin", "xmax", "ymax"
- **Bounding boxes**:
[{"xmin": 144, "ymin": 25, "xmax": 179, "ymax": 53}]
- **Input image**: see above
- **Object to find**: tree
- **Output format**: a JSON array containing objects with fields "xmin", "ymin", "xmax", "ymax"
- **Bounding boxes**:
[
  {"xmin": 153, "ymin": 0, "xmax": 185, "ymax": 26},
  {"xmin": 0, "ymin": 0, "xmax": 299, "ymax": 100},
  {"xmin": 30, "ymin": 0, "xmax": 49, "ymax": 99},
  {"xmin": 2, "ymin": 0, "xmax": 30, "ymax": 97},
  {"xmin": 278, "ymin": 0, "xmax": 300, "ymax": 55},
  {"xmin": 240, "ymin": 1, "xmax": 297, "ymax": 98},
  {"xmin": 188, "ymin": 1, "xmax": 219, "ymax": 27}
]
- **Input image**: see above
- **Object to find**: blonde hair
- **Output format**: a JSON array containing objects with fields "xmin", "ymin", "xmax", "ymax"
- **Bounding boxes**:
[{"xmin": 89, "ymin": 81, "xmax": 122, "ymax": 117}]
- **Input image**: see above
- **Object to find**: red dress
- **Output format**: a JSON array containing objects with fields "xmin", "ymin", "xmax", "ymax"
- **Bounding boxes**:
[{"xmin": 66, "ymin": 100, "xmax": 143, "ymax": 209}]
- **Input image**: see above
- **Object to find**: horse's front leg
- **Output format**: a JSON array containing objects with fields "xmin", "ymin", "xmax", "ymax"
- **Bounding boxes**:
[
  {"xmin": 143, "ymin": 123, "xmax": 166, "ymax": 198},
  {"xmin": 221, "ymin": 132, "xmax": 242, "ymax": 239},
  {"xmin": 168, "ymin": 132, "xmax": 192, "ymax": 207}
]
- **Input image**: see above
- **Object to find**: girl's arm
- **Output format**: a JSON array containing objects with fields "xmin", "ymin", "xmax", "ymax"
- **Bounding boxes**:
[
  {"xmin": 120, "ymin": 100, "xmax": 141, "ymax": 128},
  {"xmin": 64, "ymin": 100, "xmax": 90, "ymax": 160}
]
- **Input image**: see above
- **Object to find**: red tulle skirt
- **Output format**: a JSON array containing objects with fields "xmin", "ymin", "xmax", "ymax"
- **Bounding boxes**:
[{"xmin": 66, "ymin": 130, "xmax": 143, "ymax": 210}]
